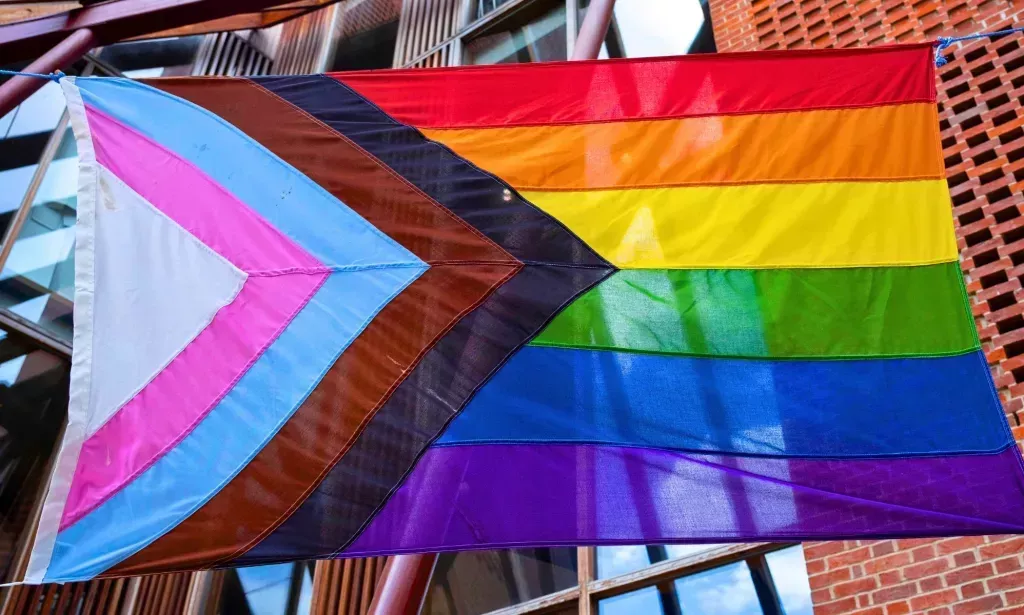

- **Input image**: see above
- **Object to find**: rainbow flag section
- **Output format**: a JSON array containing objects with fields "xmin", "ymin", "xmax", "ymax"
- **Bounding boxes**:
[{"xmin": 25, "ymin": 44, "xmax": 1024, "ymax": 583}]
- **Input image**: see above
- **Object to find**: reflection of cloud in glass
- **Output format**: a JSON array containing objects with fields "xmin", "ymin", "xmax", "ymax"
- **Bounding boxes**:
[
  {"xmin": 767, "ymin": 546, "xmax": 815, "ymax": 615},
  {"xmin": 678, "ymin": 561, "xmax": 760, "ymax": 615},
  {"xmin": 597, "ymin": 545, "xmax": 648, "ymax": 578},
  {"xmin": 614, "ymin": 0, "xmax": 706, "ymax": 57}
]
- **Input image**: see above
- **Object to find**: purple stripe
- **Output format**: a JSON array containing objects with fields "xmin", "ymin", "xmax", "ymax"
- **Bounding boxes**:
[{"xmin": 342, "ymin": 444, "xmax": 1024, "ymax": 555}]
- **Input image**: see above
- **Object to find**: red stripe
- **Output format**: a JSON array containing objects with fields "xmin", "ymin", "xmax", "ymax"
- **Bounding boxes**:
[{"xmin": 331, "ymin": 44, "xmax": 935, "ymax": 129}]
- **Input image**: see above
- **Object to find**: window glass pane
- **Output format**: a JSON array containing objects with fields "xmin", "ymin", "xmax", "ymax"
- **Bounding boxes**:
[
  {"xmin": 465, "ymin": 3, "xmax": 566, "ymax": 65},
  {"xmin": 599, "ymin": 586, "xmax": 663, "ymax": 615},
  {"xmin": 0, "ymin": 124, "xmax": 77, "ymax": 342},
  {"xmin": 297, "ymin": 563, "xmax": 314, "ymax": 614},
  {"xmin": 675, "ymin": 560, "xmax": 761, "ymax": 615},
  {"xmin": 423, "ymin": 548, "xmax": 577, "ymax": 614},
  {"xmin": 235, "ymin": 563, "xmax": 294, "ymax": 615},
  {"xmin": 475, "ymin": 0, "xmax": 518, "ymax": 20},
  {"xmin": 765, "ymin": 546, "xmax": 814, "ymax": 615},
  {"xmin": 94, "ymin": 37, "xmax": 202, "ymax": 77},
  {"xmin": 0, "ymin": 81, "xmax": 67, "ymax": 237},
  {"xmin": 603, "ymin": 562, "xmax": 762, "ymax": 615},
  {"xmin": 579, "ymin": 0, "xmax": 716, "ymax": 58},
  {"xmin": 0, "ymin": 329, "xmax": 69, "ymax": 580},
  {"xmin": 597, "ymin": 544, "xmax": 726, "ymax": 579}
]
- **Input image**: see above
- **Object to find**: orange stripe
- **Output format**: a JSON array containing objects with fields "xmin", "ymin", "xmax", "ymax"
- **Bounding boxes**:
[{"xmin": 422, "ymin": 103, "xmax": 943, "ymax": 191}]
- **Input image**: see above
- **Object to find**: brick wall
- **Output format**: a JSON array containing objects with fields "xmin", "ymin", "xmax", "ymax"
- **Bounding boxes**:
[{"xmin": 706, "ymin": 0, "xmax": 1024, "ymax": 613}]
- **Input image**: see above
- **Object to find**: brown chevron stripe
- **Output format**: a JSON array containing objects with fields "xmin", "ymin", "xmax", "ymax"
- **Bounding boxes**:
[
  {"xmin": 109, "ymin": 79, "xmax": 520, "ymax": 575},
  {"xmin": 143, "ymin": 78, "xmax": 512, "ymax": 265}
]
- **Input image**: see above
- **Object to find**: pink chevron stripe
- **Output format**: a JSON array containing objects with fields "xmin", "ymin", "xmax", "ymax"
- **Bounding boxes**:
[{"xmin": 61, "ymin": 106, "xmax": 330, "ymax": 530}]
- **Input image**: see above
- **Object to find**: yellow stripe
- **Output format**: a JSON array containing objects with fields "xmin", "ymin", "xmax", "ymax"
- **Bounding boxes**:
[
  {"xmin": 423, "ymin": 103, "xmax": 943, "ymax": 190},
  {"xmin": 524, "ymin": 180, "xmax": 956, "ymax": 268}
]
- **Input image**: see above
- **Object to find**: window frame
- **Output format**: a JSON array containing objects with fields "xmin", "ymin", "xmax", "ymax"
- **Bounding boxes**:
[{"xmin": 468, "ymin": 543, "xmax": 800, "ymax": 615}]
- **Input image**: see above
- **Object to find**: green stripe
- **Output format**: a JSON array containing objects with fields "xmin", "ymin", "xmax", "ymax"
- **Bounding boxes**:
[{"xmin": 531, "ymin": 263, "xmax": 979, "ymax": 359}]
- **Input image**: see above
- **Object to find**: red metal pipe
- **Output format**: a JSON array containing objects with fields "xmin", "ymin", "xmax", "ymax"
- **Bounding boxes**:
[
  {"xmin": 0, "ymin": 28, "xmax": 95, "ymax": 119},
  {"xmin": 572, "ymin": 0, "xmax": 616, "ymax": 60},
  {"xmin": 367, "ymin": 554, "xmax": 437, "ymax": 615}
]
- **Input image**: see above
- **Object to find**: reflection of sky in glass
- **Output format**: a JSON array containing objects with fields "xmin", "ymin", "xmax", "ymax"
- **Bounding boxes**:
[
  {"xmin": 599, "ymin": 585, "xmax": 662, "ymax": 615},
  {"xmin": 0, "ymin": 329, "xmax": 23, "ymax": 387},
  {"xmin": 598, "ymin": 544, "xmax": 727, "ymax": 579},
  {"xmin": 0, "ymin": 81, "xmax": 65, "ymax": 139},
  {"xmin": 0, "ymin": 82, "xmax": 69, "ymax": 215},
  {"xmin": 676, "ymin": 561, "xmax": 760, "ymax": 615},
  {"xmin": 598, "ymin": 547, "xmax": 813, "ymax": 615},
  {"xmin": 614, "ymin": 0, "xmax": 706, "ymax": 57},
  {"xmin": 236, "ymin": 564, "xmax": 293, "ymax": 615},
  {"xmin": 297, "ymin": 566, "xmax": 313, "ymax": 615},
  {"xmin": 767, "ymin": 546, "xmax": 814, "ymax": 615}
]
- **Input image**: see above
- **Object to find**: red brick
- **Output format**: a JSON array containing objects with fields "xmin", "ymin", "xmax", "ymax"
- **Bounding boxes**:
[
  {"xmin": 873, "ymin": 583, "xmax": 916, "ymax": 604},
  {"xmin": 834, "ymin": 577, "xmax": 879, "ymax": 599},
  {"xmin": 880, "ymin": 570, "xmax": 902, "ymax": 585},
  {"xmin": 805, "ymin": 558, "xmax": 826, "ymax": 575},
  {"xmin": 850, "ymin": 609, "xmax": 884, "ymax": 615},
  {"xmin": 818, "ymin": 597, "xmax": 859, "ymax": 615},
  {"xmin": 921, "ymin": 577, "xmax": 944, "ymax": 592},
  {"xmin": 827, "ymin": 546, "xmax": 872, "ymax": 569},
  {"xmin": 954, "ymin": 551, "xmax": 978, "ymax": 567},
  {"xmin": 883, "ymin": 602, "xmax": 910, "ymax": 615},
  {"xmin": 945, "ymin": 562, "xmax": 995, "ymax": 586},
  {"xmin": 810, "ymin": 567, "xmax": 853, "ymax": 590},
  {"xmin": 899, "ymin": 538, "xmax": 939, "ymax": 550},
  {"xmin": 981, "ymin": 537, "xmax": 1024, "ymax": 559},
  {"xmin": 913, "ymin": 545, "xmax": 938, "ymax": 562},
  {"xmin": 865, "ymin": 552, "xmax": 913, "ymax": 575},
  {"xmin": 1007, "ymin": 588, "xmax": 1024, "ymax": 605},
  {"xmin": 925, "ymin": 609, "xmax": 952, "ymax": 615},
  {"xmin": 954, "ymin": 595, "xmax": 1006, "ymax": 615},
  {"xmin": 990, "ymin": 570, "xmax": 1024, "ymax": 591},
  {"xmin": 911, "ymin": 589, "xmax": 960, "ymax": 611},
  {"xmin": 904, "ymin": 558, "xmax": 951, "ymax": 580},
  {"xmin": 871, "ymin": 541, "xmax": 896, "ymax": 558},
  {"xmin": 961, "ymin": 581, "xmax": 986, "ymax": 599},
  {"xmin": 812, "ymin": 588, "xmax": 833, "ymax": 604},
  {"xmin": 996, "ymin": 557, "xmax": 1022, "ymax": 574},
  {"xmin": 936, "ymin": 536, "xmax": 987, "ymax": 555},
  {"xmin": 805, "ymin": 542, "xmax": 847, "ymax": 561},
  {"xmin": 997, "ymin": 607, "xmax": 1024, "ymax": 615}
]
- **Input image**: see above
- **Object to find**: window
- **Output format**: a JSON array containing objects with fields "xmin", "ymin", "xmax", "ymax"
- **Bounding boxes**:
[
  {"xmin": 598, "ymin": 545, "xmax": 727, "ymax": 579},
  {"xmin": 464, "ymin": 1, "xmax": 568, "ymax": 65},
  {"xmin": 220, "ymin": 562, "xmax": 314, "ymax": 615},
  {"xmin": 423, "ymin": 548, "xmax": 578, "ymax": 614},
  {"xmin": 419, "ymin": 545, "xmax": 812, "ymax": 615},
  {"xmin": 0, "ymin": 323, "xmax": 70, "ymax": 580},
  {"xmin": 578, "ymin": 0, "xmax": 716, "ymax": 58}
]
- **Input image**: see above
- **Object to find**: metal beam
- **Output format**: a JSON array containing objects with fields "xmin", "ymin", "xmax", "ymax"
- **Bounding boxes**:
[
  {"xmin": 0, "ymin": 0, "xmax": 327, "ymax": 62},
  {"xmin": 0, "ymin": 27, "xmax": 93, "ymax": 119}
]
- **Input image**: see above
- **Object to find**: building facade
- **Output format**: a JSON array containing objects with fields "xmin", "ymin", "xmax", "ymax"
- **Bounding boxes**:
[{"xmin": 0, "ymin": 0, "xmax": 1020, "ymax": 613}]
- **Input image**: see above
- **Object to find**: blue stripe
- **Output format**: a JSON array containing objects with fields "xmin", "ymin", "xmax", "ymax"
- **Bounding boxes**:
[
  {"xmin": 73, "ymin": 77, "xmax": 420, "ymax": 269},
  {"xmin": 46, "ymin": 267, "xmax": 424, "ymax": 582},
  {"xmin": 438, "ymin": 347, "xmax": 1009, "ymax": 458}
]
